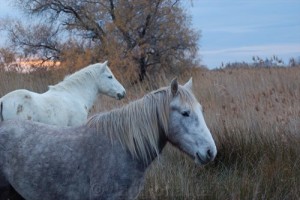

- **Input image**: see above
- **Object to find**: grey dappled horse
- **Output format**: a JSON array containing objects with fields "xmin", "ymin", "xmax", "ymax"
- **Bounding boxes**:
[{"xmin": 0, "ymin": 78, "xmax": 217, "ymax": 200}]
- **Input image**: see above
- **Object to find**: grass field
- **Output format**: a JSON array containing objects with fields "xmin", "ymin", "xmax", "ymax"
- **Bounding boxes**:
[{"xmin": 0, "ymin": 66, "xmax": 299, "ymax": 199}]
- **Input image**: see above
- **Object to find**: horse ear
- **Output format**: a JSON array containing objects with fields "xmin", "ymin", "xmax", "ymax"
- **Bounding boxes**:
[
  {"xmin": 184, "ymin": 77, "xmax": 193, "ymax": 91},
  {"xmin": 99, "ymin": 64, "xmax": 106, "ymax": 73},
  {"xmin": 170, "ymin": 77, "xmax": 178, "ymax": 96},
  {"xmin": 103, "ymin": 60, "xmax": 108, "ymax": 66}
]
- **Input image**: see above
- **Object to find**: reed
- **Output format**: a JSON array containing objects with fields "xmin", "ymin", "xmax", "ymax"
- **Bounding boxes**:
[{"xmin": 1, "ymin": 66, "xmax": 299, "ymax": 200}]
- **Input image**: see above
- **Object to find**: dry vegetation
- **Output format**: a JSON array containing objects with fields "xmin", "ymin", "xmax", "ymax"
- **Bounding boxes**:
[{"xmin": 0, "ymin": 66, "xmax": 299, "ymax": 199}]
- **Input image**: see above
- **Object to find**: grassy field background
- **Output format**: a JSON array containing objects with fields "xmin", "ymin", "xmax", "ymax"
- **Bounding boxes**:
[{"xmin": 0, "ymin": 66, "xmax": 299, "ymax": 199}]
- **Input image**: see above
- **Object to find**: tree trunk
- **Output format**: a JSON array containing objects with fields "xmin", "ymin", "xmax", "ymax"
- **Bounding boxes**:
[{"xmin": 139, "ymin": 56, "xmax": 147, "ymax": 82}]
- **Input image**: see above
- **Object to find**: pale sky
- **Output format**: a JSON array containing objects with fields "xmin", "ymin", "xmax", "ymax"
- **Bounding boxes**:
[
  {"xmin": 1, "ymin": 0, "xmax": 300, "ymax": 68},
  {"xmin": 189, "ymin": 0, "xmax": 300, "ymax": 68}
]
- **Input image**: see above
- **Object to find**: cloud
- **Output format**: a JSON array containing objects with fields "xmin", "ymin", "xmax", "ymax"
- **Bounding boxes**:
[
  {"xmin": 203, "ymin": 26, "xmax": 256, "ymax": 34},
  {"xmin": 202, "ymin": 44, "xmax": 300, "ymax": 56},
  {"xmin": 200, "ymin": 43, "xmax": 300, "ymax": 68}
]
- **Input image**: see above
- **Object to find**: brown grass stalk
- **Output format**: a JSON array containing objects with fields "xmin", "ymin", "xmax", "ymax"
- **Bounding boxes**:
[{"xmin": 0, "ymin": 66, "xmax": 299, "ymax": 199}]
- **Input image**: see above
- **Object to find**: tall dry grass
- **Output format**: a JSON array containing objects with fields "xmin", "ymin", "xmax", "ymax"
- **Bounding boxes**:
[
  {"xmin": 0, "ymin": 66, "xmax": 299, "ymax": 199},
  {"xmin": 0, "ymin": 68, "xmax": 66, "ymax": 96},
  {"xmin": 138, "ymin": 67, "xmax": 300, "ymax": 200}
]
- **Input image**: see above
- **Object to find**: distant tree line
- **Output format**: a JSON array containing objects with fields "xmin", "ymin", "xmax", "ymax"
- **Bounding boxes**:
[{"xmin": 221, "ymin": 55, "xmax": 300, "ymax": 69}]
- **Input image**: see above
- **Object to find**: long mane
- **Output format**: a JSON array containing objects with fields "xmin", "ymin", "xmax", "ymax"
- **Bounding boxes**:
[
  {"xmin": 49, "ymin": 63, "xmax": 102, "ymax": 91},
  {"xmin": 87, "ymin": 85, "xmax": 197, "ymax": 162}
]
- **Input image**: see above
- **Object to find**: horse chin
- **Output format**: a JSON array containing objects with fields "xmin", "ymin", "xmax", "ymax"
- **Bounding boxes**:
[
  {"xmin": 194, "ymin": 152, "xmax": 209, "ymax": 165},
  {"xmin": 115, "ymin": 92, "xmax": 126, "ymax": 100},
  {"xmin": 117, "ymin": 95, "xmax": 124, "ymax": 100},
  {"xmin": 105, "ymin": 93, "xmax": 122, "ymax": 100}
]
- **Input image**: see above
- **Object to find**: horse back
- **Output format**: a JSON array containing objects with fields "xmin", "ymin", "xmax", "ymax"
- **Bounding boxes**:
[{"xmin": 0, "ymin": 89, "xmax": 40, "ymax": 121}]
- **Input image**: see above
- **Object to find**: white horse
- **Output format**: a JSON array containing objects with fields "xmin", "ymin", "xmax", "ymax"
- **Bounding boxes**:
[{"xmin": 0, "ymin": 61, "xmax": 126, "ymax": 126}]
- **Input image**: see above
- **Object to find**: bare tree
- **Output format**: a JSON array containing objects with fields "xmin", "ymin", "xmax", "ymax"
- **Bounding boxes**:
[
  {"xmin": 4, "ymin": 19, "xmax": 62, "ymax": 60},
  {"xmin": 5, "ymin": 0, "xmax": 200, "ymax": 81}
]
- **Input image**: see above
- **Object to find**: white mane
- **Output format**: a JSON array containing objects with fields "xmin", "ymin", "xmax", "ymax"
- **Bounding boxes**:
[{"xmin": 49, "ymin": 63, "xmax": 103, "ymax": 92}]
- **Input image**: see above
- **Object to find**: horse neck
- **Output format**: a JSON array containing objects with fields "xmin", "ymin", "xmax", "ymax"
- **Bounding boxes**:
[
  {"xmin": 140, "ymin": 123, "xmax": 168, "ymax": 168},
  {"xmin": 90, "ymin": 91, "xmax": 170, "ymax": 169},
  {"xmin": 115, "ymin": 110, "xmax": 168, "ymax": 169},
  {"xmin": 51, "ymin": 71, "xmax": 99, "ymax": 110}
]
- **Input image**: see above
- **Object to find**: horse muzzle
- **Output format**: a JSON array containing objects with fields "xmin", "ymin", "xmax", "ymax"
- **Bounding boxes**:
[
  {"xmin": 116, "ymin": 91, "xmax": 126, "ymax": 100},
  {"xmin": 195, "ymin": 148, "xmax": 216, "ymax": 165}
]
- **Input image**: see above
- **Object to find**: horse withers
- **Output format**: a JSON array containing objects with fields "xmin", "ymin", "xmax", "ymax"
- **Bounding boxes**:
[
  {"xmin": 0, "ymin": 78, "xmax": 217, "ymax": 200},
  {"xmin": 0, "ymin": 61, "xmax": 126, "ymax": 126}
]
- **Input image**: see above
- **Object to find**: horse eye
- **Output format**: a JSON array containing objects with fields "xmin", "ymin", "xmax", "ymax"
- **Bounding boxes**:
[
  {"xmin": 108, "ymin": 76, "xmax": 113, "ymax": 79},
  {"xmin": 181, "ymin": 111, "xmax": 190, "ymax": 117}
]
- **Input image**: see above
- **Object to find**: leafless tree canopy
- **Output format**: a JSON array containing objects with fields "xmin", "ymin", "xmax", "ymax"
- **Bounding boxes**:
[{"xmin": 4, "ymin": 0, "xmax": 200, "ymax": 81}]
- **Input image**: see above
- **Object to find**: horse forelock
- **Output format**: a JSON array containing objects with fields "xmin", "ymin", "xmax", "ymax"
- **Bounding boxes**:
[
  {"xmin": 87, "ymin": 85, "xmax": 197, "ymax": 162},
  {"xmin": 178, "ymin": 85, "xmax": 199, "ymax": 107}
]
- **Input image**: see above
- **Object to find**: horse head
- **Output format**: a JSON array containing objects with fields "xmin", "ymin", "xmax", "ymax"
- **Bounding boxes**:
[
  {"xmin": 97, "ymin": 61, "xmax": 126, "ymax": 100},
  {"xmin": 167, "ymin": 78, "xmax": 217, "ymax": 165}
]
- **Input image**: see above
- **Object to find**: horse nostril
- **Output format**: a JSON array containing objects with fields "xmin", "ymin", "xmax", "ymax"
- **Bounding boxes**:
[
  {"xmin": 117, "ymin": 93, "xmax": 124, "ymax": 99},
  {"xmin": 207, "ymin": 149, "xmax": 212, "ymax": 160}
]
